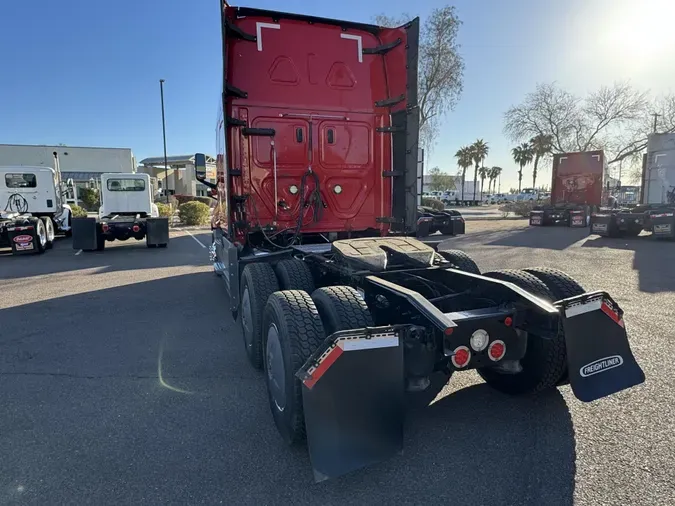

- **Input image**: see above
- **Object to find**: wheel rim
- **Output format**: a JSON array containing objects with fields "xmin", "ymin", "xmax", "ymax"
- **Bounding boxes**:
[
  {"xmin": 37, "ymin": 221, "xmax": 47, "ymax": 247},
  {"xmin": 265, "ymin": 323, "xmax": 286, "ymax": 411},
  {"xmin": 46, "ymin": 220, "xmax": 54, "ymax": 241},
  {"xmin": 241, "ymin": 287, "xmax": 253, "ymax": 349}
]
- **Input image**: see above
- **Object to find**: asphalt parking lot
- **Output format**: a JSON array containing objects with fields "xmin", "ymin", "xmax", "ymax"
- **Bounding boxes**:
[{"xmin": 1, "ymin": 223, "xmax": 674, "ymax": 505}]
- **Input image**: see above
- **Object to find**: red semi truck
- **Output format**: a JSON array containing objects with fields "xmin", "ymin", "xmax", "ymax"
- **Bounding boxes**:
[
  {"xmin": 530, "ymin": 150, "xmax": 616, "ymax": 227},
  {"xmin": 196, "ymin": 2, "xmax": 644, "ymax": 482}
]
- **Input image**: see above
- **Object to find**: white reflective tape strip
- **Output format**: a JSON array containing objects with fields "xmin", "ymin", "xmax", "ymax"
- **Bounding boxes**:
[
  {"xmin": 565, "ymin": 298, "xmax": 602, "ymax": 318},
  {"xmin": 256, "ymin": 22, "xmax": 280, "ymax": 51},
  {"xmin": 339, "ymin": 335, "xmax": 399, "ymax": 351},
  {"xmin": 340, "ymin": 33, "xmax": 363, "ymax": 63}
]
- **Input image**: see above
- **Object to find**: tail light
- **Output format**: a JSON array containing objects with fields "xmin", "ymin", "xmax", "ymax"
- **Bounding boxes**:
[
  {"xmin": 102, "ymin": 224, "xmax": 109, "ymax": 232},
  {"xmin": 132, "ymin": 225, "xmax": 140, "ymax": 233},
  {"xmin": 488, "ymin": 340, "xmax": 506, "ymax": 361},
  {"xmin": 451, "ymin": 346, "xmax": 471, "ymax": 368}
]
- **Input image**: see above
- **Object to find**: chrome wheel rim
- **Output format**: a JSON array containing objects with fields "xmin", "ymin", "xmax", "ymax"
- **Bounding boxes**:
[{"xmin": 266, "ymin": 323, "xmax": 286, "ymax": 411}]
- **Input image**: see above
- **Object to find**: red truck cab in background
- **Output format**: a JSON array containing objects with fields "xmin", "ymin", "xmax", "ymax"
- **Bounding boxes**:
[{"xmin": 530, "ymin": 150, "xmax": 615, "ymax": 227}]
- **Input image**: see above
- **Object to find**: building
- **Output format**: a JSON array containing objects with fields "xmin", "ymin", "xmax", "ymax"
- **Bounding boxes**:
[
  {"xmin": 138, "ymin": 154, "xmax": 216, "ymax": 197},
  {"xmin": 0, "ymin": 143, "xmax": 137, "ymax": 201}
]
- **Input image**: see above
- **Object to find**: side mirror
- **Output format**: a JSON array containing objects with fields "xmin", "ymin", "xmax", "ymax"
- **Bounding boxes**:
[{"xmin": 195, "ymin": 152, "xmax": 206, "ymax": 182}]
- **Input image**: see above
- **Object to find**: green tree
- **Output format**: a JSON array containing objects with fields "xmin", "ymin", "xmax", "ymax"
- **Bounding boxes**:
[
  {"xmin": 469, "ymin": 139, "xmax": 489, "ymax": 201},
  {"xmin": 79, "ymin": 187, "xmax": 100, "ymax": 211},
  {"xmin": 428, "ymin": 166, "xmax": 455, "ymax": 191},
  {"xmin": 512, "ymin": 143, "xmax": 534, "ymax": 192},
  {"xmin": 529, "ymin": 133, "xmax": 553, "ymax": 189},
  {"xmin": 488, "ymin": 166, "xmax": 503, "ymax": 193},
  {"xmin": 454, "ymin": 146, "xmax": 473, "ymax": 200},
  {"xmin": 478, "ymin": 166, "xmax": 489, "ymax": 199}
]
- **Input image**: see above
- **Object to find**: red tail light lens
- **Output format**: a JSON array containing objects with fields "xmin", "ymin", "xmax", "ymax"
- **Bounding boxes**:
[
  {"xmin": 132, "ymin": 225, "xmax": 140, "ymax": 233},
  {"xmin": 488, "ymin": 340, "xmax": 506, "ymax": 361},
  {"xmin": 102, "ymin": 224, "xmax": 109, "ymax": 232},
  {"xmin": 451, "ymin": 346, "xmax": 471, "ymax": 368}
]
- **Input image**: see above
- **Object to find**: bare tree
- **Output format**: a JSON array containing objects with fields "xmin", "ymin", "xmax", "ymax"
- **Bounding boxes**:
[
  {"xmin": 376, "ymin": 6, "xmax": 464, "ymax": 148},
  {"xmin": 503, "ymin": 81, "xmax": 675, "ymax": 169}
]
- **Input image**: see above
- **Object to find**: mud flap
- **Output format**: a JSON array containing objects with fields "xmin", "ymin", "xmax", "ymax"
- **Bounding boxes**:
[
  {"xmin": 146, "ymin": 217, "xmax": 169, "ymax": 246},
  {"xmin": 557, "ymin": 292, "xmax": 645, "ymax": 402},
  {"xmin": 650, "ymin": 212, "xmax": 675, "ymax": 239},
  {"xmin": 297, "ymin": 326, "xmax": 407, "ymax": 482},
  {"xmin": 530, "ymin": 211, "xmax": 543, "ymax": 226},
  {"xmin": 569, "ymin": 210, "xmax": 587, "ymax": 227},
  {"xmin": 71, "ymin": 217, "xmax": 99, "ymax": 250},
  {"xmin": 590, "ymin": 214, "xmax": 614, "ymax": 236}
]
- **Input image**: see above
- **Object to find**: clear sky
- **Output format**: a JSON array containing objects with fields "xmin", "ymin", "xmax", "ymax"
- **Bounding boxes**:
[{"xmin": 2, "ymin": 0, "xmax": 673, "ymax": 190}]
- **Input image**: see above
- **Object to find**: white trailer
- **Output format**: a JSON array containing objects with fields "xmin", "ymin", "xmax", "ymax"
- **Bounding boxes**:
[
  {"xmin": 0, "ymin": 153, "xmax": 73, "ymax": 255},
  {"xmin": 72, "ymin": 173, "xmax": 169, "ymax": 252}
]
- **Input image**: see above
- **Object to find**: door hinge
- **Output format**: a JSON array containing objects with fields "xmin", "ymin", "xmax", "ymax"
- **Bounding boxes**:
[
  {"xmin": 224, "ymin": 83, "xmax": 248, "ymax": 99},
  {"xmin": 228, "ymin": 169, "xmax": 242, "ymax": 177},
  {"xmin": 376, "ymin": 126, "xmax": 405, "ymax": 133},
  {"xmin": 226, "ymin": 116, "xmax": 247, "ymax": 127}
]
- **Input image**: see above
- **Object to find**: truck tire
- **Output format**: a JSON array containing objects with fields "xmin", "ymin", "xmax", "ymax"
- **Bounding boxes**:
[
  {"xmin": 41, "ymin": 217, "xmax": 55, "ymax": 249},
  {"xmin": 96, "ymin": 231, "xmax": 106, "ymax": 251},
  {"xmin": 479, "ymin": 269, "xmax": 566, "ymax": 395},
  {"xmin": 33, "ymin": 218, "xmax": 47, "ymax": 254},
  {"xmin": 523, "ymin": 267, "xmax": 585, "ymax": 386},
  {"xmin": 274, "ymin": 258, "xmax": 315, "ymax": 293},
  {"xmin": 262, "ymin": 290, "xmax": 325, "ymax": 444},
  {"xmin": 438, "ymin": 249, "xmax": 481, "ymax": 275},
  {"xmin": 311, "ymin": 286, "xmax": 373, "ymax": 335},
  {"xmin": 240, "ymin": 263, "xmax": 280, "ymax": 370}
]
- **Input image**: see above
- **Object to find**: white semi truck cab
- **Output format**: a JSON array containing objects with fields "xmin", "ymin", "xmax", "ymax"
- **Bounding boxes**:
[
  {"xmin": 72, "ymin": 173, "xmax": 168, "ymax": 252},
  {"xmin": 0, "ymin": 158, "xmax": 73, "ymax": 255}
]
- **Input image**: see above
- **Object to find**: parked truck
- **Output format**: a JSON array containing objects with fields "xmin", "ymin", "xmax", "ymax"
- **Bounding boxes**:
[
  {"xmin": 530, "ymin": 150, "xmax": 616, "ymax": 228},
  {"xmin": 590, "ymin": 133, "xmax": 675, "ymax": 239},
  {"xmin": 0, "ymin": 153, "xmax": 73, "ymax": 255},
  {"xmin": 71, "ymin": 173, "xmax": 169, "ymax": 251},
  {"xmin": 203, "ymin": 2, "xmax": 644, "ymax": 482}
]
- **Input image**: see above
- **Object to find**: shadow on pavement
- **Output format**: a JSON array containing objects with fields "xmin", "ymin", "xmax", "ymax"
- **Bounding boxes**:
[
  {"xmin": 1, "ymin": 270, "xmax": 576, "ymax": 505},
  {"xmin": 487, "ymin": 225, "xmax": 590, "ymax": 250},
  {"xmin": 583, "ymin": 234, "xmax": 675, "ymax": 293},
  {"xmin": 0, "ymin": 231, "xmax": 211, "ymax": 280}
]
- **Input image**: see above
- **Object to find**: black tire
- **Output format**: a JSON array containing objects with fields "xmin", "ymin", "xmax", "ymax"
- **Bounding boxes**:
[
  {"xmin": 41, "ymin": 216, "xmax": 55, "ymax": 249},
  {"xmin": 438, "ymin": 249, "xmax": 480, "ymax": 275},
  {"xmin": 147, "ymin": 243, "xmax": 157, "ymax": 248},
  {"xmin": 274, "ymin": 258, "xmax": 315, "ymax": 293},
  {"xmin": 478, "ymin": 269, "xmax": 566, "ymax": 395},
  {"xmin": 240, "ymin": 263, "xmax": 280, "ymax": 370},
  {"xmin": 158, "ymin": 243, "xmax": 168, "ymax": 248},
  {"xmin": 523, "ymin": 267, "xmax": 585, "ymax": 386},
  {"xmin": 33, "ymin": 218, "xmax": 47, "ymax": 254},
  {"xmin": 262, "ymin": 290, "xmax": 325, "ymax": 444},
  {"xmin": 311, "ymin": 286, "xmax": 373, "ymax": 335}
]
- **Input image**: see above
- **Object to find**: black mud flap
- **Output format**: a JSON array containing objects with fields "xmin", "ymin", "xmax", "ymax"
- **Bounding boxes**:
[
  {"xmin": 146, "ymin": 217, "xmax": 169, "ymax": 246},
  {"xmin": 71, "ymin": 217, "xmax": 99, "ymax": 250},
  {"xmin": 569, "ymin": 210, "xmax": 587, "ymax": 228},
  {"xmin": 650, "ymin": 212, "xmax": 675, "ymax": 239},
  {"xmin": 590, "ymin": 214, "xmax": 614, "ymax": 236},
  {"xmin": 450, "ymin": 215, "xmax": 465, "ymax": 235},
  {"xmin": 530, "ymin": 211, "xmax": 544, "ymax": 226},
  {"xmin": 557, "ymin": 292, "xmax": 645, "ymax": 402},
  {"xmin": 297, "ymin": 326, "xmax": 407, "ymax": 482}
]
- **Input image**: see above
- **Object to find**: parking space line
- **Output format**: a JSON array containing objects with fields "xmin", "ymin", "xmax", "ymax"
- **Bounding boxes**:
[
  {"xmin": 185, "ymin": 230, "xmax": 206, "ymax": 249},
  {"xmin": 74, "ymin": 249, "xmax": 82, "ymax": 256}
]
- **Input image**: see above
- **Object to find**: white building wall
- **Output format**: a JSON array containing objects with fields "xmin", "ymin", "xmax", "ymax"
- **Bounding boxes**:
[{"xmin": 0, "ymin": 144, "xmax": 136, "ymax": 175}]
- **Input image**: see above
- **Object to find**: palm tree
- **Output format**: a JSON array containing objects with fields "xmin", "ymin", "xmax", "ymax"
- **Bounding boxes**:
[
  {"xmin": 512, "ymin": 143, "xmax": 534, "ymax": 192},
  {"xmin": 469, "ymin": 139, "xmax": 489, "ymax": 202},
  {"xmin": 488, "ymin": 166, "xmax": 502, "ymax": 194},
  {"xmin": 454, "ymin": 146, "xmax": 473, "ymax": 201},
  {"xmin": 478, "ymin": 166, "xmax": 489, "ymax": 200},
  {"xmin": 530, "ymin": 134, "xmax": 553, "ymax": 189}
]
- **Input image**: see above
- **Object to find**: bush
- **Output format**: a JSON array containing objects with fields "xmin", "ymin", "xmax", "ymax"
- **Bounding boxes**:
[
  {"xmin": 498, "ymin": 200, "xmax": 550, "ymax": 218},
  {"xmin": 178, "ymin": 201, "xmax": 211, "ymax": 226},
  {"xmin": 174, "ymin": 194, "xmax": 213, "ymax": 206},
  {"xmin": 421, "ymin": 197, "xmax": 445, "ymax": 211},
  {"xmin": 156, "ymin": 202, "xmax": 174, "ymax": 218},
  {"xmin": 79, "ymin": 187, "xmax": 100, "ymax": 211},
  {"xmin": 70, "ymin": 205, "xmax": 87, "ymax": 218}
]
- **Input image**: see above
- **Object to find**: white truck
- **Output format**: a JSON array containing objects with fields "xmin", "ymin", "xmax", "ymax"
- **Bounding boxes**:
[
  {"xmin": 72, "ymin": 173, "xmax": 169, "ymax": 252},
  {"xmin": 0, "ymin": 153, "xmax": 73, "ymax": 255}
]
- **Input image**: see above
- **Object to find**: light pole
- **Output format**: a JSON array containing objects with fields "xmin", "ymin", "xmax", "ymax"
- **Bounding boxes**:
[{"xmin": 159, "ymin": 79, "xmax": 169, "ymax": 203}]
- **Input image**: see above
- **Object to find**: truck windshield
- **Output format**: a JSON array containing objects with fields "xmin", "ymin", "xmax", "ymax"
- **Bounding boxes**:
[
  {"xmin": 5, "ymin": 173, "xmax": 37, "ymax": 188},
  {"xmin": 107, "ymin": 179, "xmax": 145, "ymax": 191}
]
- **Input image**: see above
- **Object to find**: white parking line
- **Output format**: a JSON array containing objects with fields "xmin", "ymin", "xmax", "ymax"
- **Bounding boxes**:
[
  {"xmin": 74, "ymin": 249, "xmax": 82, "ymax": 256},
  {"xmin": 185, "ymin": 230, "xmax": 206, "ymax": 248}
]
